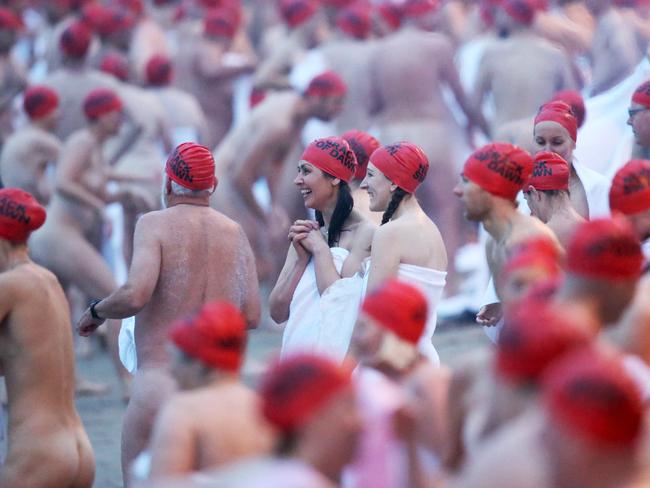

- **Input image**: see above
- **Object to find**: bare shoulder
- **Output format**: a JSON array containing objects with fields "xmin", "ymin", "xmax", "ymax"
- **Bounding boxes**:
[
  {"xmin": 509, "ymin": 214, "xmax": 558, "ymax": 248},
  {"xmin": 63, "ymin": 129, "xmax": 94, "ymax": 152},
  {"xmin": 0, "ymin": 263, "xmax": 56, "ymax": 300}
]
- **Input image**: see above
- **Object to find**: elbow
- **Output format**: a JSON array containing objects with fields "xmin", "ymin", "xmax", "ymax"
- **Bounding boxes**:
[
  {"xmin": 124, "ymin": 287, "xmax": 151, "ymax": 314},
  {"xmin": 269, "ymin": 295, "xmax": 289, "ymax": 324}
]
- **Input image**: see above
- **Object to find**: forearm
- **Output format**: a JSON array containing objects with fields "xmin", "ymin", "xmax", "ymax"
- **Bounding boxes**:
[
  {"xmin": 107, "ymin": 124, "xmax": 143, "ymax": 167},
  {"xmin": 203, "ymin": 63, "xmax": 254, "ymax": 81},
  {"xmin": 56, "ymin": 181, "xmax": 105, "ymax": 211},
  {"xmin": 269, "ymin": 257, "xmax": 309, "ymax": 323},
  {"xmin": 94, "ymin": 285, "xmax": 146, "ymax": 319},
  {"xmin": 313, "ymin": 248, "xmax": 341, "ymax": 295},
  {"xmin": 237, "ymin": 181, "xmax": 266, "ymax": 221}
]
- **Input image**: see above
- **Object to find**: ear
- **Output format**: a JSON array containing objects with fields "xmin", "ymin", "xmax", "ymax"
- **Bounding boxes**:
[
  {"xmin": 389, "ymin": 182, "xmax": 398, "ymax": 192},
  {"xmin": 165, "ymin": 178, "xmax": 172, "ymax": 195},
  {"xmin": 331, "ymin": 177, "xmax": 341, "ymax": 187}
]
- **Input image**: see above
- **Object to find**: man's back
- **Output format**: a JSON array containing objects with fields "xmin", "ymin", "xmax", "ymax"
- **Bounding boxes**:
[
  {"xmin": 478, "ymin": 35, "xmax": 574, "ymax": 127},
  {"xmin": 135, "ymin": 205, "xmax": 259, "ymax": 367}
]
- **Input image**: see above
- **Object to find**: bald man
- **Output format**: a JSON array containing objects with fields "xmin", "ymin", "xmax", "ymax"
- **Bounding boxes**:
[
  {"xmin": 0, "ymin": 189, "xmax": 94, "ymax": 488},
  {"xmin": 76, "ymin": 143, "xmax": 260, "ymax": 484},
  {"xmin": 0, "ymin": 86, "xmax": 62, "ymax": 204}
]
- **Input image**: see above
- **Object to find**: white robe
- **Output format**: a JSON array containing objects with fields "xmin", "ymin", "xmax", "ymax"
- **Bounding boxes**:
[
  {"xmin": 281, "ymin": 248, "xmax": 364, "ymax": 362},
  {"xmin": 362, "ymin": 262, "xmax": 447, "ymax": 366}
]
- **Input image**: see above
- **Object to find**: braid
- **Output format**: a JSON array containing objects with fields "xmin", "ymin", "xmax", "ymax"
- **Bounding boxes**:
[
  {"xmin": 327, "ymin": 182, "xmax": 353, "ymax": 247},
  {"xmin": 381, "ymin": 188, "xmax": 407, "ymax": 225}
]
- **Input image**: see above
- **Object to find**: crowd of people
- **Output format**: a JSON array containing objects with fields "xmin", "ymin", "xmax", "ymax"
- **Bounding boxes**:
[{"xmin": 0, "ymin": 0, "xmax": 649, "ymax": 486}]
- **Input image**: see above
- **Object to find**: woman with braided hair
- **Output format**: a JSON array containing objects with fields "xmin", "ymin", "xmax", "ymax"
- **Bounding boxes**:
[
  {"xmin": 359, "ymin": 141, "xmax": 448, "ymax": 365},
  {"xmin": 269, "ymin": 136, "xmax": 375, "ymax": 362}
]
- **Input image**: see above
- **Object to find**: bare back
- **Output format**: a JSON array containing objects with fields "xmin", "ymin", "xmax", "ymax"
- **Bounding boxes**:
[
  {"xmin": 135, "ymin": 205, "xmax": 259, "ymax": 367},
  {"xmin": 149, "ymin": 381, "xmax": 274, "ymax": 477},
  {"xmin": 371, "ymin": 28, "xmax": 457, "ymax": 121},
  {"xmin": 476, "ymin": 34, "xmax": 574, "ymax": 128}
]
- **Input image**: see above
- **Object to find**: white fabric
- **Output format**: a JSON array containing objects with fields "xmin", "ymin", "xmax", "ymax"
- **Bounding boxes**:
[
  {"xmin": 118, "ymin": 316, "xmax": 137, "ymax": 374},
  {"xmin": 361, "ymin": 262, "xmax": 447, "ymax": 366},
  {"xmin": 281, "ymin": 248, "xmax": 364, "ymax": 362},
  {"xmin": 574, "ymin": 57, "xmax": 650, "ymax": 178},
  {"xmin": 623, "ymin": 354, "xmax": 650, "ymax": 404}
]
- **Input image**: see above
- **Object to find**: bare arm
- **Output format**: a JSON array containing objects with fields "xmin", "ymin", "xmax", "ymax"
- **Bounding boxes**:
[
  {"xmin": 232, "ymin": 134, "xmax": 276, "ymax": 221},
  {"xmin": 238, "ymin": 228, "xmax": 261, "ymax": 328},
  {"xmin": 365, "ymin": 226, "xmax": 401, "ymax": 293},
  {"xmin": 472, "ymin": 51, "xmax": 493, "ymax": 127},
  {"xmin": 269, "ymin": 240, "xmax": 309, "ymax": 323},
  {"xmin": 93, "ymin": 213, "xmax": 161, "ymax": 319},
  {"xmin": 148, "ymin": 399, "xmax": 197, "ymax": 478},
  {"xmin": 55, "ymin": 138, "xmax": 105, "ymax": 212},
  {"xmin": 196, "ymin": 43, "xmax": 256, "ymax": 81}
]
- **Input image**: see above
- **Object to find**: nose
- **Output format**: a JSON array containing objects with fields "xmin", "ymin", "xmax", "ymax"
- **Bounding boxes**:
[
  {"xmin": 359, "ymin": 177, "xmax": 368, "ymax": 189},
  {"xmin": 627, "ymin": 116, "xmax": 633, "ymax": 127},
  {"xmin": 294, "ymin": 174, "xmax": 302, "ymax": 185},
  {"xmin": 453, "ymin": 183, "xmax": 462, "ymax": 197}
]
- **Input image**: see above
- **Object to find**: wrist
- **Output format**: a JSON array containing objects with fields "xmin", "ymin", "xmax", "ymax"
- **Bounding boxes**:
[{"xmin": 90, "ymin": 299, "xmax": 105, "ymax": 320}]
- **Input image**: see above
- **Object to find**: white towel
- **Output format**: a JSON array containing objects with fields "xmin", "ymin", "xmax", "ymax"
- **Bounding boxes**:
[
  {"xmin": 281, "ymin": 248, "xmax": 364, "ymax": 362},
  {"xmin": 118, "ymin": 316, "xmax": 137, "ymax": 374}
]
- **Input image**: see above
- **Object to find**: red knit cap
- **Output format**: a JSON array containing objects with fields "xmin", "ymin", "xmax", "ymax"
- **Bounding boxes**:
[
  {"xmin": 497, "ymin": 300, "xmax": 592, "ymax": 385},
  {"xmin": 528, "ymin": 151, "xmax": 570, "ymax": 191},
  {"xmin": 0, "ymin": 189, "xmax": 47, "ymax": 243},
  {"xmin": 500, "ymin": 0, "xmax": 537, "ymax": 25},
  {"xmin": 170, "ymin": 301, "xmax": 246, "ymax": 372},
  {"xmin": 301, "ymin": 137, "xmax": 357, "ymax": 183},
  {"xmin": 260, "ymin": 353, "xmax": 352, "ymax": 433},
  {"xmin": 551, "ymin": 90, "xmax": 586, "ymax": 128},
  {"xmin": 280, "ymin": 0, "xmax": 317, "ymax": 28},
  {"xmin": 0, "ymin": 8, "xmax": 23, "ymax": 31},
  {"xmin": 376, "ymin": 3, "xmax": 403, "ymax": 30},
  {"xmin": 60, "ymin": 20, "xmax": 92, "ymax": 58},
  {"xmin": 543, "ymin": 347, "xmax": 643, "ymax": 447},
  {"xmin": 402, "ymin": 0, "xmax": 439, "ymax": 17},
  {"xmin": 305, "ymin": 71, "xmax": 347, "ymax": 98},
  {"xmin": 23, "ymin": 85, "xmax": 59, "ymax": 120},
  {"xmin": 361, "ymin": 279, "xmax": 428, "ymax": 345},
  {"xmin": 204, "ymin": 8, "xmax": 238, "ymax": 39},
  {"xmin": 336, "ymin": 2, "xmax": 372, "ymax": 40},
  {"xmin": 83, "ymin": 88, "xmax": 122, "ymax": 120},
  {"xmin": 567, "ymin": 217, "xmax": 643, "ymax": 281},
  {"xmin": 463, "ymin": 142, "xmax": 534, "ymax": 201},
  {"xmin": 165, "ymin": 142, "xmax": 217, "ymax": 191},
  {"xmin": 145, "ymin": 54, "xmax": 173, "ymax": 86},
  {"xmin": 609, "ymin": 159, "xmax": 650, "ymax": 216},
  {"xmin": 99, "ymin": 52, "xmax": 129, "ymax": 82},
  {"xmin": 342, "ymin": 130, "xmax": 380, "ymax": 180},
  {"xmin": 631, "ymin": 80, "xmax": 650, "ymax": 108},
  {"xmin": 535, "ymin": 101, "xmax": 578, "ymax": 143},
  {"xmin": 370, "ymin": 141, "xmax": 429, "ymax": 194}
]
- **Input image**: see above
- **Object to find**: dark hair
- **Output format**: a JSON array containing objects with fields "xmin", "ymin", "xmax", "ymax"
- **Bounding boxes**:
[
  {"xmin": 540, "ymin": 189, "xmax": 571, "ymax": 198},
  {"xmin": 381, "ymin": 188, "xmax": 408, "ymax": 225},
  {"xmin": 315, "ymin": 181, "xmax": 353, "ymax": 247},
  {"xmin": 275, "ymin": 432, "xmax": 297, "ymax": 456}
]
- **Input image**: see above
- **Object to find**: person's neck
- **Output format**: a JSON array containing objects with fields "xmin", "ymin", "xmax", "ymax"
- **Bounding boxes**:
[
  {"xmin": 32, "ymin": 120, "xmax": 51, "ymax": 133},
  {"xmin": 202, "ymin": 370, "xmax": 239, "ymax": 388},
  {"xmin": 555, "ymin": 283, "xmax": 602, "ymax": 336},
  {"xmin": 0, "ymin": 246, "xmax": 30, "ymax": 273},
  {"xmin": 295, "ymin": 441, "xmax": 342, "ymax": 484},
  {"xmin": 482, "ymin": 200, "xmax": 519, "ymax": 241},
  {"xmin": 89, "ymin": 125, "xmax": 110, "ymax": 144},
  {"xmin": 166, "ymin": 194, "xmax": 210, "ymax": 208},
  {"xmin": 318, "ymin": 197, "xmax": 338, "ymax": 228},
  {"xmin": 390, "ymin": 193, "xmax": 418, "ymax": 220},
  {"xmin": 547, "ymin": 193, "xmax": 582, "ymax": 222},
  {"xmin": 62, "ymin": 58, "xmax": 86, "ymax": 71}
]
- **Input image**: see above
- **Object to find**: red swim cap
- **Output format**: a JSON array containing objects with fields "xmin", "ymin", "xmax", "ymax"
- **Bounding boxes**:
[
  {"xmin": 117, "ymin": 0, "xmax": 144, "ymax": 16},
  {"xmin": 341, "ymin": 130, "xmax": 380, "ymax": 180},
  {"xmin": 82, "ymin": 3, "xmax": 134, "ymax": 36},
  {"xmin": 204, "ymin": 8, "xmax": 238, "ymax": 39},
  {"xmin": 280, "ymin": 0, "xmax": 317, "ymax": 28},
  {"xmin": 321, "ymin": 0, "xmax": 356, "ymax": 7},
  {"xmin": 99, "ymin": 52, "xmax": 129, "ymax": 82},
  {"xmin": 336, "ymin": 2, "xmax": 372, "ymax": 40},
  {"xmin": 0, "ymin": 189, "xmax": 46, "ymax": 243},
  {"xmin": 535, "ymin": 101, "xmax": 577, "ymax": 142},
  {"xmin": 0, "ymin": 8, "xmax": 23, "ymax": 31},
  {"xmin": 361, "ymin": 279, "xmax": 428, "ymax": 345},
  {"xmin": 145, "ymin": 54, "xmax": 173, "ymax": 86},
  {"xmin": 528, "ymin": 151, "xmax": 570, "ymax": 191},
  {"xmin": 610, "ymin": 160, "xmax": 650, "ymax": 216},
  {"xmin": 165, "ymin": 142, "xmax": 217, "ymax": 191},
  {"xmin": 567, "ymin": 217, "xmax": 643, "ymax": 281},
  {"xmin": 301, "ymin": 137, "xmax": 357, "ymax": 183},
  {"xmin": 60, "ymin": 20, "xmax": 92, "ymax": 58},
  {"xmin": 83, "ymin": 88, "xmax": 122, "ymax": 120},
  {"xmin": 23, "ymin": 85, "xmax": 59, "ymax": 120},
  {"xmin": 170, "ymin": 301, "xmax": 247, "ymax": 372},
  {"xmin": 543, "ymin": 347, "xmax": 643, "ymax": 447},
  {"xmin": 497, "ymin": 300, "xmax": 592, "ymax": 385},
  {"xmin": 260, "ymin": 353, "xmax": 352, "ymax": 433},
  {"xmin": 402, "ymin": 0, "xmax": 439, "ymax": 17},
  {"xmin": 552, "ymin": 90, "xmax": 586, "ymax": 128},
  {"xmin": 632, "ymin": 80, "xmax": 650, "ymax": 108},
  {"xmin": 370, "ymin": 141, "xmax": 429, "ymax": 194},
  {"xmin": 500, "ymin": 0, "xmax": 536, "ymax": 25},
  {"xmin": 376, "ymin": 3, "xmax": 403, "ymax": 30},
  {"xmin": 463, "ymin": 142, "xmax": 534, "ymax": 201},
  {"xmin": 305, "ymin": 71, "xmax": 347, "ymax": 98},
  {"xmin": 502, "ymin": 236, "xmax": 562, "ymax": 282}
]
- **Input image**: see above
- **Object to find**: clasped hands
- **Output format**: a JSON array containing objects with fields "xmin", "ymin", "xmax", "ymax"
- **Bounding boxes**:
[{"xmin": 287, "ymin": 219, "xmax": 328, "ymax": 256}]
